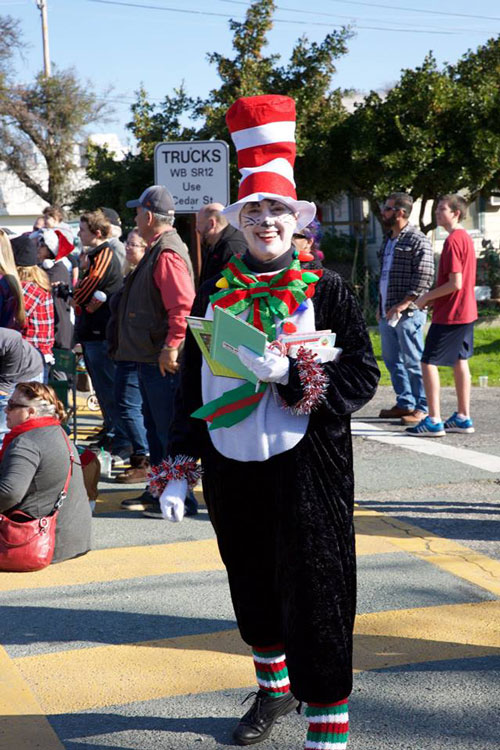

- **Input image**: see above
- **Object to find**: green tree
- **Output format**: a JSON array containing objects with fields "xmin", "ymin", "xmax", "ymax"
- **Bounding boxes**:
[
  {"xmin": 0, "ymin": 14, "xmax": 110, "ymax": 206},
  {"xmin": 327, "ymin": 54, "xmax": 459, "ymax": 232},
  {"xmin": 73, "ymin": 84, "xmax": 196, "ymax": 218},
  {"xmin": 327, "ymin": 37, "xmax": 500, "ymax": 233},
  {"xmin": 127, "ymin": 84, "xmax": 197, "ymax": 159},
  {"xmin": 75, "ymin": 0, "xmax": 352, "ymax": 212},
  {"xmin": 196, "ymin": 0, "xmax": 352, "ymax": 199},
  {"xmin": 446, "ymin": 37, "xmax": 500, "ymax": 199}
]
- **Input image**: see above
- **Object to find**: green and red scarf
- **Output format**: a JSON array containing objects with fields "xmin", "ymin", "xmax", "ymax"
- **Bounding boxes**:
[
  {"xmin": 209, "ymin": 255, "xmax": 322, "ymax": 342},
  {"xmin": 191, "ymin": 255, "xmax": 322, "ymax": 429}
]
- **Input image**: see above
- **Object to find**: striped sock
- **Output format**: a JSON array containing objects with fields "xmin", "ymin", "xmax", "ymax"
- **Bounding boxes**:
[
  {"xmin": 305, "ymin": 699, "xmax": 349, "ymax": 749},
  {"xmin": 252, "ymin": 644, "xmax": 290, "ymax": 698}
]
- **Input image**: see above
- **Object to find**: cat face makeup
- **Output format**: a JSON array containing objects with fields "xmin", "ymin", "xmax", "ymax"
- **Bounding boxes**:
[{"xmin": 239, "ymin": 199, "xmax": 298, "ymax": 262}]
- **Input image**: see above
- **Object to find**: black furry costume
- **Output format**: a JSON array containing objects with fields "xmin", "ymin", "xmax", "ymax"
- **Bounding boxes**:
[{"xmin": 168, "ymin": 267, "xmax": 380, "ymax": 703}]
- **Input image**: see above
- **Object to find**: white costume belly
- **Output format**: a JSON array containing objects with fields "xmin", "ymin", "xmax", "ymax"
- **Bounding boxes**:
[{"xmin": 201, "ymin": 298, "xmax": 316, "ymax": 462}]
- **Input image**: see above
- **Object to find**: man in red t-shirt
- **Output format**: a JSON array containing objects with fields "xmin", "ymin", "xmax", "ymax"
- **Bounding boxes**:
[{"xmin": 407, "ymin": 194, "xmax": 477, "ymax": 437}]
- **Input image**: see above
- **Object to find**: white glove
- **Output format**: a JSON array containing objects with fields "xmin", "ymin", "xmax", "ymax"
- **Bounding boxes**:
[
  {"xmin": 159, "ymin": 478, "xmax": 188, "ymax": 522},
  {"xmin": 238, "ymin": 345, "xmax": 289, "ymax": 384}
]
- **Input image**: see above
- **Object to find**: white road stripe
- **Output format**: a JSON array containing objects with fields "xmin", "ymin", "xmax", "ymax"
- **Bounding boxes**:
[{"xmin": 352, "ymin": 421, "xmax": 500, "ymax": 473}]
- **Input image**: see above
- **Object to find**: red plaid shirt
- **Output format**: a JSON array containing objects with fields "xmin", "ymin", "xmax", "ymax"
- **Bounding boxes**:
[{"xmin": 21, "ymin": 281, "xmax": 55, "ymax": 356}]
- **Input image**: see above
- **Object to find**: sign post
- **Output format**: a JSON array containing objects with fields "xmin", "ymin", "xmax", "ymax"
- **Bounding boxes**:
[
  {"xmin": 154, "ymin": 140, "xmax": 230, "ymax": 284},
  {"xmin": 154, "ymin": 140, "xmax": 230, "ymax": 213}
]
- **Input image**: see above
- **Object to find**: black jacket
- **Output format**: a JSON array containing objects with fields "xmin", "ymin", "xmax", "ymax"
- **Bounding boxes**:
[
  {"xmin": 199, "ymin": 225, "xmax": 246, "ymax": 286},
  {"xmin": 46, "ymin": 261, "xmax": 74, "ymax": 350},
  {"xmin": 74, "ymin": 241, "xmax": 123, "ymax": 343}
]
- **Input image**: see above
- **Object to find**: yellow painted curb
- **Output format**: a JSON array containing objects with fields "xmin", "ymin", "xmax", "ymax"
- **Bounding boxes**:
[{"xmin": 0, "ymin": 645, "xmax": 64, "ymax": 749}]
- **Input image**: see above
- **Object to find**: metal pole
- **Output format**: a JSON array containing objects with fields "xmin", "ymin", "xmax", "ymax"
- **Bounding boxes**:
[
  {"xmin": 189, "ymin": 214, "xmax": 202, "ymax": 288},
  {"xmin": 36, "ymin": 0, "xmax": 51, "ymax": 77}
]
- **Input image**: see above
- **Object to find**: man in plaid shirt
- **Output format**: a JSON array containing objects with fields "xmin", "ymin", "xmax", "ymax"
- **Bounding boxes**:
[{"xmin": 377, "ymin": 193, "xmax": 434, "ymax": 424}]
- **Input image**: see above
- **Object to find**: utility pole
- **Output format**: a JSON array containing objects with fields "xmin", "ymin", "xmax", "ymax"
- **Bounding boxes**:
[{"xmin": 35, "ymin": 0, "xmax": 51, "ymax": 77}]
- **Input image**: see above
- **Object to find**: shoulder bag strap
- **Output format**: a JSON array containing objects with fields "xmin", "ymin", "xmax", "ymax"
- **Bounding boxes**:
[{"xmin": 52, "ymin": 429, "xmax": 76, "ymax": 513}]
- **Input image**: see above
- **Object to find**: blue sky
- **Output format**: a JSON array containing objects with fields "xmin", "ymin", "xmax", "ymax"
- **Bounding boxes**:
[{"xmin": 3, "ymin": 0, "xmax": 500, "ymax": 145}]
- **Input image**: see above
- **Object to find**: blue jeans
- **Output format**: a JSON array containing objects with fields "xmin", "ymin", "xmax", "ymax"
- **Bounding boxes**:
[
  {"xmin": 82, "ymin": 340, "xmax": 129, "ymax": 451},
  {"xmin": 379, "ymin": 310, "xmax": 427, "ymax": 412},
  {"xmin": 137, "ymin": 362, "xmax": 179, "ymax": 466},
  {"xmin": 137, "ymin": 362, "xmax": 198, "ymax": 513},
  {"xmin": 114, "ymin": 361, "xmax": 148, "ymax": 456}
]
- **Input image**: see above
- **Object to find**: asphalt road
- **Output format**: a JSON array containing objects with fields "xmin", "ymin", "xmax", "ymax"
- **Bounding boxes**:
[{"xmin": 0, "ymin": 386, "xmax": 498, "ymax": 750}]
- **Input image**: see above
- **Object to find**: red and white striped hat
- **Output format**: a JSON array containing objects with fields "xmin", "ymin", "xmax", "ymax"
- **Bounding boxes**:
[{"xmin": 223, "ymin": 95, "xmax": 316, "ymax": 231}]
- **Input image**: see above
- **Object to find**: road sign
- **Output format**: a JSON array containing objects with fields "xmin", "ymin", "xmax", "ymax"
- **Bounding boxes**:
[{"xmin": 154, "ymin": 140, "xmax": 230, "ymax": 214}]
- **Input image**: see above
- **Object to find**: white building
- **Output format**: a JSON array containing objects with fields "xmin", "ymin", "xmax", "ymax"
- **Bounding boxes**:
[{"xmin": 0, "ymin": 134, "xmax": 129, "ymax": 235}]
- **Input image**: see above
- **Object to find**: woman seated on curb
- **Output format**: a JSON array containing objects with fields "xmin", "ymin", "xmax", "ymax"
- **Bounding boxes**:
[{"xmin": 0, "ymin": 382, "xmax": 92, "ymax": 564}]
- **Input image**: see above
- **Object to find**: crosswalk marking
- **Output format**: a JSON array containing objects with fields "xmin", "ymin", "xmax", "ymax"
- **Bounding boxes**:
[
  {"xmin": 354, "ymin": 600, "xmax": 500, "ymax": 670},
  {"xmin": 14, "ymin": 629, "xmax": 253, "ymax": 715},
  {"xmin": 352, "ymin": 421, "xmax": 500, "ymax": 473},
  {"xmin": 0, "ymin": 513, "xmax": 400, "ymax": 593},
  {"xmin": 0, "ymin": 645, "xmax": 65, "ymax": 749},
  {"xmin": 2, "ymin": 400, "xmax": 498, "ymax": 748},
  {"xmin": 13, "ymin": 601, "xmax": 500, "ymax": 714},
  {"xmin": 355, "ymin": 508, "xmax": 500, "ymax": 596},
  {"xmin": 0, "ymin": 539, "xmax": 224, "ymax": 593}
]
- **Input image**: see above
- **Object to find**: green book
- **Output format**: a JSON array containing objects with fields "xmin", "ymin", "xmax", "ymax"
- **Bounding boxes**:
[
  {"xmin": 210, "ymin": 306, "xmax": 267, "ymax": 385},
  {"xmin": 186, "ymin": 316, "xmax": 243, "ymax": 379}
]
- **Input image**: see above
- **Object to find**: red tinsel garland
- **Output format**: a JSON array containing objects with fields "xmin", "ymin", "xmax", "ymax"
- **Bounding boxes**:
[
  {"xmin": 289, "ymin": 345, "xmax": 328, "ymax": 415},
  {"xmin": 147, "ymin": 455, "xmax": 202, "ymax": 498}
]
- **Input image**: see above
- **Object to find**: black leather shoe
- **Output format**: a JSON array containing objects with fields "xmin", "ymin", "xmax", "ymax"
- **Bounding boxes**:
[{"xmin": 233, "ymin": 689, "xmax": 299, "ymax": 745}]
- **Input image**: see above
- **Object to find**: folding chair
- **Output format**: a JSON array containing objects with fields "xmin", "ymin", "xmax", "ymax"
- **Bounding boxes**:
[{"xmin": 48, "ymin": 349, "xmax": 78, "ymax": 442}]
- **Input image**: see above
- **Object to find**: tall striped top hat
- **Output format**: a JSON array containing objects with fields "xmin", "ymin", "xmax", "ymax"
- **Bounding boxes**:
[{"xmin": 223, "ymin": 95, "xmax": 316, "ymax": 231}]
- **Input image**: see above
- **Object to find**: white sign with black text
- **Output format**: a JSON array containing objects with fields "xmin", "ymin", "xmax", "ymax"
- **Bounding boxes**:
[{"xmin": 154, "ymin": 140, "xmax": 230, "ymax": 213}]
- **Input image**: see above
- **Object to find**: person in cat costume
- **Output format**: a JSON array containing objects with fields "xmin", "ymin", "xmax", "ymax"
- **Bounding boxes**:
[{"xmin": 150, "ymin": 95, "xmax": 380, "ymax": 749}]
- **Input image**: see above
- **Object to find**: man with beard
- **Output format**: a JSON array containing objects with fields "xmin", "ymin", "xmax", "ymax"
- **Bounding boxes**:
[{"xmin": 377, "ymin": 192, "xmax": 434, "ymax": 424}]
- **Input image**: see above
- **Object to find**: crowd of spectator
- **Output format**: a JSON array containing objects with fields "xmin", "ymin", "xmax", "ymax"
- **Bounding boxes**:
[{"xmin": 0, "ymin": 185, "xmax": 478, "ymax": 567}]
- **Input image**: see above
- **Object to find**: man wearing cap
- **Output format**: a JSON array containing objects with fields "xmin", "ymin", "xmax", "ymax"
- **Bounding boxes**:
[
  {"xmin": 196, "ymin": 202, "xmax": 247, "ymax": 285},
  {"xmin": 114, "ymin": 185, "xmax": 196, "ymax": 517},
  {"xmin": 156, "ymin": 96, "xmax": 379, "ymax": 748}
]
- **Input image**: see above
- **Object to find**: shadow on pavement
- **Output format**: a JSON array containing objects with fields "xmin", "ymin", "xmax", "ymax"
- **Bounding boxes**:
[
  {"xmin": 49, "ymin": 713, "xmax": 239, "ymax": 748},
  {"xmin": 0, "ymin": 609, "xmax": 237, "ymax": 649},
  {"xmin": 355, "ymin": 502, "xmax": 500, "ymax": 542}
]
